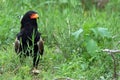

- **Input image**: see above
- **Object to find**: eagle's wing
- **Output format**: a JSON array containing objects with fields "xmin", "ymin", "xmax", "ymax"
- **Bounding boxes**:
[
  {"xmin": 37, "ymin": 37, "xmax": 44, "ymax": 56},
  {"xmin": 14, "ymin": 38, "xmax": 20, "ymax": 53}
]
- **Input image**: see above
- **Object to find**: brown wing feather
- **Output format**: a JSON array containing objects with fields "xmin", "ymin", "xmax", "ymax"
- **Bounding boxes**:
[
  {"xmin": 14, "ymin": 38, "xmax": 20, "ymax": 53},
  {"xmin": 37, "ymin": 37, "xmax": 44, "ymax": 55}
]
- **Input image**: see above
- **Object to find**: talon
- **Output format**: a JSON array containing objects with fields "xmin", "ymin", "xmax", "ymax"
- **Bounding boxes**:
[{"xmin": 32, "ymin": 68, "xmax": 40, "ymax": 74}]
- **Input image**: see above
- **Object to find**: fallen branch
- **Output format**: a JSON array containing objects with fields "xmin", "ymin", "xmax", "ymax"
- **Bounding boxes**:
[{"xmin": 102, "ymin": 49, "xmax": 120, "ymax": 54}]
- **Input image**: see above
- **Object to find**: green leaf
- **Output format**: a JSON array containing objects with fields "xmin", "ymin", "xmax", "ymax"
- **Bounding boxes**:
[
  {"xmin": 97, "ymin": 27, "xmax": 111, "ymax": 38},
  {"xmin": 72, "ymin": 28, "xmax": 83, "ymax": 39},
  {"xmin": 86, "ymin": 39, "xmax": 98, "ymax": 55},
  {"xmin": 91, "ymin": 28, "xmax": 98, "ymax": 38}
]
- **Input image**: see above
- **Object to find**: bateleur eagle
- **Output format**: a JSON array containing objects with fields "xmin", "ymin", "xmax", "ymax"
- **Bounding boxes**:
[{"xmin": 14, "ymin": 11, "xmax": 44, "ymax": 74}]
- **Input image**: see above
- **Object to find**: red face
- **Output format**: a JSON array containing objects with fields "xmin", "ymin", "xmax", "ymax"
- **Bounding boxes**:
[{"xmin": 30, "ymin": 13, "xmax": 39, "ymax": 19}]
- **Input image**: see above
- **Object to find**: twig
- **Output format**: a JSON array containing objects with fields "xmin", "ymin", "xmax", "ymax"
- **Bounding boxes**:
[
  {"xmin": 12, "ymin": 66, "xmax": 20, "ymax": 73},
  {"xmin": 110, "ymin": 53, "xmax": 117, "ymax": 80},
  {"xmin": 102, "ymin": 49, "xmax": 119, "ymax": 80},
  {"xmin": 66, "ymin": 18, "xmax": 71, "ymax": 37},
  {"xmin": 102, "ymin": 49, "xmax": 120, "ymax": 54}
]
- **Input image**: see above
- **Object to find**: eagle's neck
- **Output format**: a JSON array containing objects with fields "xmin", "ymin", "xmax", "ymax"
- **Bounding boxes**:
[{"xmin": 21, "ymin": 19, "xmax": 38, "ymax": 30}]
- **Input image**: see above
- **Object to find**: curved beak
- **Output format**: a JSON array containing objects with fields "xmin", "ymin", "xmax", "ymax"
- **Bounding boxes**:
[{"xmin": 30, "ymin": 13, "xmax": 39, "ymax": 19}]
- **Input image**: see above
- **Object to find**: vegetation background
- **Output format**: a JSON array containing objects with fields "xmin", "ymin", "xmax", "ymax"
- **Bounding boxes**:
[{"xmin": 0, "ymin": 0, "xmax": 120, "ymax": 80}]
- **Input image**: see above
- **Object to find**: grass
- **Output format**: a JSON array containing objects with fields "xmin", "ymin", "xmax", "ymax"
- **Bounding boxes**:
[{"xmin": 0, "ymin": 0, "xmax": 120, "ymax": 80}]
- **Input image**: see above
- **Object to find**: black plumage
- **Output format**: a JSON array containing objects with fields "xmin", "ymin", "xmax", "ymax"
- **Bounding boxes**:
[{"xmin": 14, "ymin": 11, "xmax": 44, "ymax": 74}]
